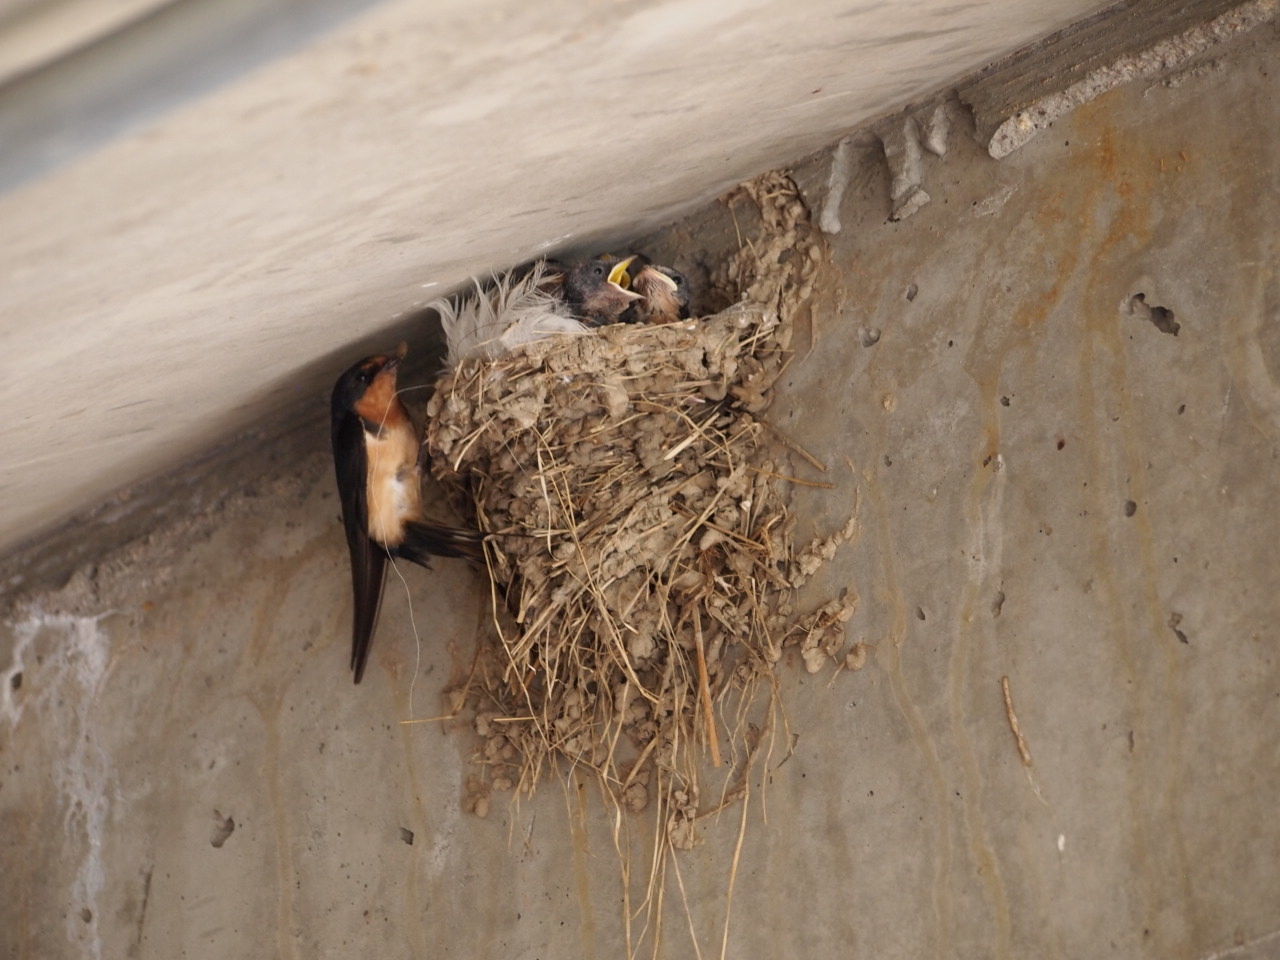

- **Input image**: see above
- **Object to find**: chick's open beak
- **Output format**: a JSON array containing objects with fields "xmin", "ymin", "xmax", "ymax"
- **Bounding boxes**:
[
  {"xmin": 607, "ymin": 255, "xmax": 636, "ymax": 287},
  {"xmin": 607, "ymin": 256, "xmax": 643, "ymax": 300}
]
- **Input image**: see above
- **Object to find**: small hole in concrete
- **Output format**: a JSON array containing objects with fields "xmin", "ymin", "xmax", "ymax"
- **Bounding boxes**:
[
  {"xmin": 1000, "ymin": 396, "xmax": 1011, "ymax": 407},
  {"xmin": 1177, "ymin": 403, "xmax": 1186, "ymax": 414},
  {"xmin": 210, "ymin": 811, "xmax": 235, "ymax": 849},
  {"xmin": 1056, "ymin": 438, "xmax": 1065, "ymax": 450},
  {"xmin": 9, "ymin": 671, "xmax": 20, "ymax": 691},
  {"xmin": 905, "ymin": 283, "xmax": 918, "ymax": 302},
  {"xmin": 80, "ymin": 908, "xmax": 92, "ymax": 924},
  {"xmin": 399, "ymin": 827, "xmax": 415, "ymax": 846},
  {"xmin": 1149, "ymin": 306, "xmax": 1178, "ymax": 333},
  {"xmin": 1126, "ymin": 293, "xmax": 1180, "ymax": 336},
  {"xmin": 915, "ymin": 606, "xmax": 926, "ymax": 621},
  {"xmin": 1124, "ymin": 500, "xmax": 1138, "ymax": 517},
  {"xmin": 861, "ymin": 327, "xmax": 881, "ymax": 347}
]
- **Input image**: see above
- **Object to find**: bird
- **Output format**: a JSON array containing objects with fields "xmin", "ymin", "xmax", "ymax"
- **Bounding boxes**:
[
  {"xmin": 561, "ymin": 254, "xmax": 643, "ymax": 326},
  {"xmin": 330, "ymin": 343, "xmax": 484, "ymax": 683},
  {"xmin": 624, "ymin": 260, "xmax": 693, "ymax": 325}
]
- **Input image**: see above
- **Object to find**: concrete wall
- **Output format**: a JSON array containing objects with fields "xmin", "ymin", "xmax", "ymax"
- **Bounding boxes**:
[{"xmin": 3, "ymin": 26, "xmax": 1279, "ymax": 960}]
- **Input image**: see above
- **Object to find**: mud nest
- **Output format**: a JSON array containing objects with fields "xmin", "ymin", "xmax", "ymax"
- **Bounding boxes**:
[{"xmin": 423, "ymin": 174, "xmax": 856, "ymax": 847}]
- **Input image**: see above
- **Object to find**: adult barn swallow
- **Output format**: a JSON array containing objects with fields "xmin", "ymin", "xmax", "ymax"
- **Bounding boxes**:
[
  {"xmin": 562, "ymin": 255, "xmax": 642, "ymax": 326},
  {"xmin": 331, "ymin": 345, "xmax": 483, "ymax": 683},
  {"xmin": 625, "ymin": 262, "xmax": 692, "ymax": 324}
]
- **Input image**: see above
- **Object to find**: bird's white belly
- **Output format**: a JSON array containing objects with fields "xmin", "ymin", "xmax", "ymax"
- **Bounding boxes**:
[{"xmin": 364, "ymin": 430, "xmax": 421, "ymax": 545}]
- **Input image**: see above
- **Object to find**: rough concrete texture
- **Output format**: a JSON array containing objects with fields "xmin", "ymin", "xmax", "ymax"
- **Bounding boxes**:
[
  {"xmin": 4, "ymin": 24, "xmax": 1280, "ymax": 960},
  {"xmin": 0, "ymin": 0, "xmax": 1116, "ymax": 554},
  {"xmin": 960, "ymin": 0, "xmax": 1278, "ymax": 158}
]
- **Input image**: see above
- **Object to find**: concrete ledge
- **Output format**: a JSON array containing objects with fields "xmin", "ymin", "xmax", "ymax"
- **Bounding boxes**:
[{"xmin": 960, "ymin": 0, "xmax": 1278, "ymax": 157}]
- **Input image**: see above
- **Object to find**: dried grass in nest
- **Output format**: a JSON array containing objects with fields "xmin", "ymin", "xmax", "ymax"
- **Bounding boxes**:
[{"xmin": 423, "ymin": 171, "xmax": 855, "ymax": 951}]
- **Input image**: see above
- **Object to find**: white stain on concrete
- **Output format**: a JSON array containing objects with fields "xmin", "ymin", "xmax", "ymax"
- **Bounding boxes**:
[
  {"xmin": 422, "ymin": 752, "xmax": 464, "ymax": 879},
  {"xmin": 918, "ymin": 102, "xmax": 951, "ymax": 157},
  {"xmin": 5, "ymin": 610, "xmax": 116, "ymax": 960},
  {"xmin": 818, "ymin": 137, "xmax": 853, "ymax": 235},
  {"xmin": 973, "ymin": 184, "xmax": 1017, "ymax": 218},
  {"xmin": 878, "ymin": 116, "xmax": 931, "ymax": 222},
  {"xmin": 1, "ymin": 617, "xmax": 36, "ymax": 727}
]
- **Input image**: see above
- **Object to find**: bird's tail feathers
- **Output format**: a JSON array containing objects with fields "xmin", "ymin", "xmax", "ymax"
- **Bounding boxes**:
[{"xmin": 396, "ymin": 520, "xmax": 486, "ymax": 565}]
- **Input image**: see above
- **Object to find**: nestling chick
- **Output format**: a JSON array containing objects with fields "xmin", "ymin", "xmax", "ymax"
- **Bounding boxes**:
[
  {"xmin": 624, "ymin": 261, "xmax": 692, "ymax": 324},
  {"xmin": 562, "ymin": 254, "xmax": 642, "ymax": 326}
]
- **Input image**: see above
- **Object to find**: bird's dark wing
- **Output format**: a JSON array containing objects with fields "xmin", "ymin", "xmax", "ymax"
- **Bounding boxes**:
[
  {"xmin": 331, "ymin": 408, "xmax": 386, "ymax": 684},
  {"xmin": 396, "ymin": 520, "xmax": 485, "ymax": 566}
]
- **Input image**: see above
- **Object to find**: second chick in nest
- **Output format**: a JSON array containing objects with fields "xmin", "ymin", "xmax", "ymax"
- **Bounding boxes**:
[{"xmin": 624, "ymin": 259, "xmax": 693, "ymax": 325}]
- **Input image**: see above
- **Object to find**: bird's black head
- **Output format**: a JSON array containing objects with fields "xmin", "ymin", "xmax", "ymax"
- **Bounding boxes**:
[
  {"xmin": 562, "ymin": 254, "xmax": 643, "ymax": 326},
  {"xmin": 331, "ymin": 343, "xmax": 407, "ymax": 417}
]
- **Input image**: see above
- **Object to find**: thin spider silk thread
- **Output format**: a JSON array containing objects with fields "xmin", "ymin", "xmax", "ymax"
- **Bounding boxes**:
[{"xmin": 387, "ymin": 552, "xmax": 424, "ymax": 719}]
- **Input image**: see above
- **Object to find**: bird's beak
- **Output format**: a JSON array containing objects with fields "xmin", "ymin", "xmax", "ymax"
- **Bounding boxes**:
[
  {"xmin": 608, "ymin": 256, "xmax": 637, "ymax": 289},
  {"xmin": 385, "ymin": 341, "xmax": 409, "ymax": 370},
  {"xmin": 607, "ymin": 256, "xmax": 643, "ymax": 300},
  {"xmin": 650, "ymin": 269, "xmax": 679, "ymax": 292}
]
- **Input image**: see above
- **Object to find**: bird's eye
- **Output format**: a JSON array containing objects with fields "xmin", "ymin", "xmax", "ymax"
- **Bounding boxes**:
[{"xmin": 592, "ymin": 264, "xmax": 606, "ymax": 277}]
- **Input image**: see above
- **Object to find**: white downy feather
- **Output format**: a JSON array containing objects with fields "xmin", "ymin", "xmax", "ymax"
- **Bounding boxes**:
[{"xmin": 434, "ymin": 261, "xmax": 588, "ymax": 368}]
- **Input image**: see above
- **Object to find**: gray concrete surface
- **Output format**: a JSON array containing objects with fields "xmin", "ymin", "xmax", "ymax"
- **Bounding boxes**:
[
  {"xmin": 4, "ymin": 17, "xmax": 1280, "ymax": 960},
  {"xmin": 0, "ymin": 0, "xmax": 1120, "ymax": 554},
  {"xmin": 0, "ymin": 0, "xmax": 177, "ymax": 86},
  {"xmin": 959, "ymin": 0, "xmax": 1277, "ymax": 158}
]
